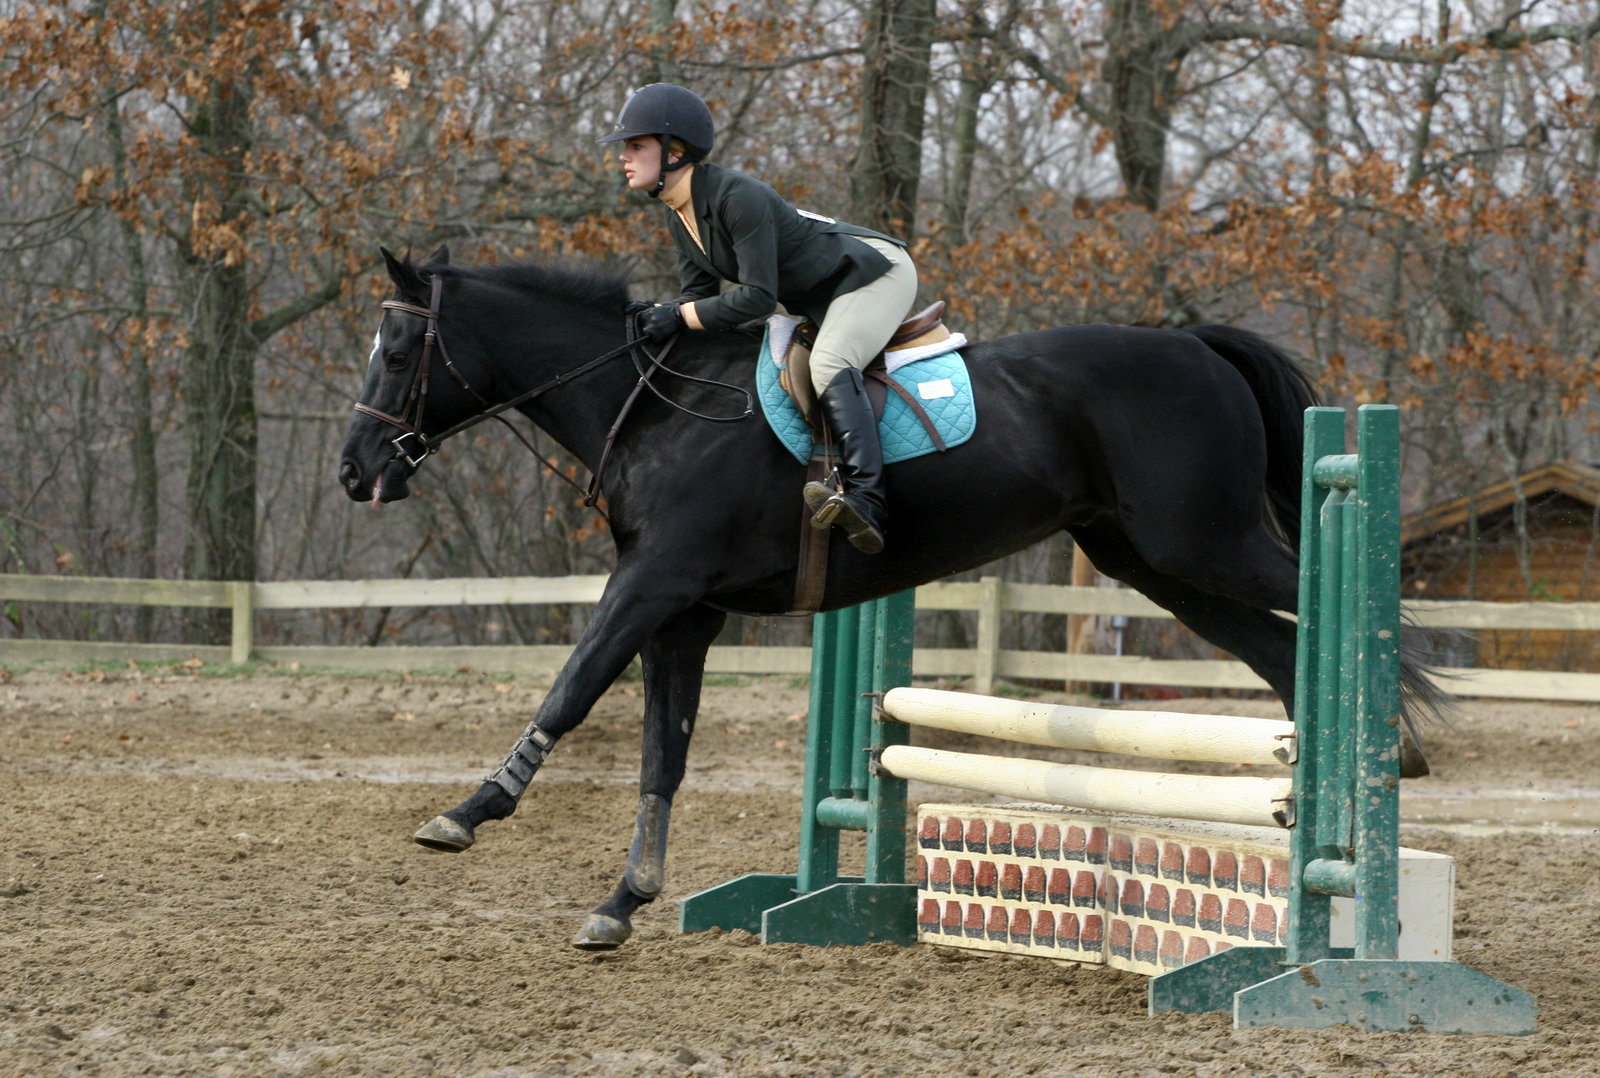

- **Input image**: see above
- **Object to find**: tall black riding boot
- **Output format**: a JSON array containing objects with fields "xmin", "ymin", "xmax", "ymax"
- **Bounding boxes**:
[{"xmin": 803, "ymin": 367, "xmax": 888, "ymax": 554}]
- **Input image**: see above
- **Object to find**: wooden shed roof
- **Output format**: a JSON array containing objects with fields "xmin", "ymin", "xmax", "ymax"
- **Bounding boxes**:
[{"xmin": 1401, "ymin": 461, "xmax": 1600, "ymax": 545}]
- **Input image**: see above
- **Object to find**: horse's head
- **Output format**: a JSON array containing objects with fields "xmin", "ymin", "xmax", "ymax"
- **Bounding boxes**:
[
  {"xmin": 341, "ymin": 247, "xmax": 641, "ymax": 506},
  {"xmin": 338, "ymin": 244, "xmax": 487, "ymax": 504}
]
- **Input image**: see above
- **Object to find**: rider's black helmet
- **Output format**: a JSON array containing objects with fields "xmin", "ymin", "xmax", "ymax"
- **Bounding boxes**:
[
  {"xmin": 597, "ymin": 83, "xmax": 715, "ymax": 159},
  {"xmin": 598, "ymin": 84, "xmax": 714, "ymax": 197}
]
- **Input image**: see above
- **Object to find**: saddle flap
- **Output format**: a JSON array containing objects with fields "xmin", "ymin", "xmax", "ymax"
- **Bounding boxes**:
[{"xmin": 779, "ymin": 340, "xmax": 819, "ymax": 428}]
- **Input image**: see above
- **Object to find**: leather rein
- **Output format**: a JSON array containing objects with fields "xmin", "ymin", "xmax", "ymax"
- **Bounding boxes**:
[{"xmin": 352, "ymin": 275, "xmax": 752, "ymax": 511}]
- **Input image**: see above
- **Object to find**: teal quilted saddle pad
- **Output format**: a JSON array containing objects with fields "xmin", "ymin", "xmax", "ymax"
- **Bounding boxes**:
[{"xmin": 756, "ymin": 322, "xmax": 977, "ymax": 465}]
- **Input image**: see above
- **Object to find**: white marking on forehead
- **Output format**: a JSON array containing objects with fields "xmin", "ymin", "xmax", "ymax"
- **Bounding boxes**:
[{"xmin": 367, "ymin": 331, "xmax": 381, "ymax": 369}]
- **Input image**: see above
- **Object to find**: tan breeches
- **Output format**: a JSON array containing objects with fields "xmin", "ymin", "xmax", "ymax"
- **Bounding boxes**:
[{"xmin": 807, "ymin": 237, "xmax": 920, "ymax": 396}]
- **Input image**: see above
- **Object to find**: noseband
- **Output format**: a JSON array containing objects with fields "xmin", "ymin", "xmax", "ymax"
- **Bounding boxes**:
[{"xmin": 353, "ymin": 274, "xmax": 752, "ymax": 509}]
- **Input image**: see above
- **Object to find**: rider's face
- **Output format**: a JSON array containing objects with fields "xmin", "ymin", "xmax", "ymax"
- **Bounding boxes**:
[{"xmin": 620, "ymin": 138, "xmax": 661, "ymax": 191}]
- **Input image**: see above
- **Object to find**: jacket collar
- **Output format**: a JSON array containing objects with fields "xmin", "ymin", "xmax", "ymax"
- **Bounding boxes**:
[
  {"xmin": 662, "ymin": 164, "xmax": 736, "ymax": 273},
  {"xmin": 675, "ymin": 165, "xmax": 722, "ymax": 268},
  {"xmin": 687, "ymin": 162, "xmax": 727, "ymax": 221}
]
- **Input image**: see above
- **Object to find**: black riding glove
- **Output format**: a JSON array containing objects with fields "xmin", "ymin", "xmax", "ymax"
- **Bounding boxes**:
[{"xmin": 640, "ymin": 301, "xmax": 683, "ymax": 343}]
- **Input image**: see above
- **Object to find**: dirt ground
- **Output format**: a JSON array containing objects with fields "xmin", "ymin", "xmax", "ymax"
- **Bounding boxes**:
[{"xmin": 2, "ymin": 664, "xmax": 1597, "ymax": 1077}]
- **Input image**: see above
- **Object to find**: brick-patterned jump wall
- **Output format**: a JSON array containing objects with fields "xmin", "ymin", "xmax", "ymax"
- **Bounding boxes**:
[{"xmin": 914, "ymin": 803, "xmax": 1453, "ymax": 975}]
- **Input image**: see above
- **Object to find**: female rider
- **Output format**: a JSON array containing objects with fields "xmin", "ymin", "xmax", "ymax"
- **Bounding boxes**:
[{"xmin": 597, "ymin": 83, "xmax": 919, "ymax": 554}]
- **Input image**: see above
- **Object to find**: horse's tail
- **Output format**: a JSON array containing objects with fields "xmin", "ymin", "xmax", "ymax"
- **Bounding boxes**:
[
  {"xmin": 1186, "ymin": 324, "xmax": 1321, "ymax": 551},
  {"xmin": 1189, "ymin": 324, "xmax": 1450, "ymax": 770}
]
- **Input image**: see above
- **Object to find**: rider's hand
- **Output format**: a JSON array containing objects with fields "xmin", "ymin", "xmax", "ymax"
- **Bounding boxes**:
[{"xmin": 640, "ymin": 301, "xmax": 683, "ymax": 343}]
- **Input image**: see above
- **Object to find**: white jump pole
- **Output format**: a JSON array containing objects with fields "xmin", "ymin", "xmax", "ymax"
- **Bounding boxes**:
[
  {"xmin": 882, "ymin": 687, "xmax": 1294, "ymax": 768},
  {"xmin": 877, "ymin": 745, "xmax": 1293, "ymax": 829}
]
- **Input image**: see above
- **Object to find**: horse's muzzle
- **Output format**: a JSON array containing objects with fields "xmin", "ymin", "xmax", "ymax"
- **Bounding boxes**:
[{"xmin": 338, "ymin": 457, "xmax": 413, "ymax": 503}]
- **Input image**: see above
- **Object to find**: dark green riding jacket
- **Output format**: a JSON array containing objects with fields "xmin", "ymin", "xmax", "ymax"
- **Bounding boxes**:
[{"xmin": 665, "ymin": 162, "xmax": 906, "ymax": 330}]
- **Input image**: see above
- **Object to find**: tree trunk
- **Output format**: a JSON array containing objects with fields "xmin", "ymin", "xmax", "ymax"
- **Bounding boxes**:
[
  {"xmin": 645, "ymin": 0, "xmax": 680, "ymax": 85},
  {"xmin": 88, "ymin": 0, "xmax": 158, "ymax": 641},
  {"xmin": 1383, "ymin": 4, "xmax": 1448, "ymax": 391},
  {"xmin": 1066, "ymin": 542, "xmax": 1099, "ymax": 694},
  {"xmin": 179, "ymin": 40, "xmax": 258, "ymax": 642},
  {"xmin": 105, "ymin": 93, "xmax": 160, "ymax": 637},
  {"xmin": 850, "ymin": 0, "xmax": 936, "ymax": 237},
  {"xmin": 941, "ymin": 11, "xmax": 988, "ymax": 244},
  {"xmin": 1103, "ymin": 0, "xmax": 1189, "ymax": 211}
]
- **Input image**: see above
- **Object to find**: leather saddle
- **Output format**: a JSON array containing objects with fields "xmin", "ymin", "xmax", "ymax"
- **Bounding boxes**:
[{"xmin": 779, "ymin": 301, "xmax": 951, "ymax": 430}]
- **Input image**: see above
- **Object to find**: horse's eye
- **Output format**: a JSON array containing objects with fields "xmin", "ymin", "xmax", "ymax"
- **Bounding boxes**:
[{"xmin": 384, "ymin": 350, "xmax": 409, "ymax": 370}]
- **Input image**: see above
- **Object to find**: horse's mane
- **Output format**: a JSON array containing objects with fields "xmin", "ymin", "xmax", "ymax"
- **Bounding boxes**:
[
  {"xmin": 410, "ymin": 254, "xmax": 633, "ymax": 312},
  {"xmin": 394, "ymin": 251, "xmax": 761, "ymax": 343}
]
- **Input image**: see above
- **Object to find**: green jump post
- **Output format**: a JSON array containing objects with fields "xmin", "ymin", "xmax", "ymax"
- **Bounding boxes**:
[
  {"xmin": 1148, "ymin": 405, "xmax": 1537, "ymax": 1033},
  {"xmin": 678, "ymin": 591, "xmax": 918, "ymax": 945}
]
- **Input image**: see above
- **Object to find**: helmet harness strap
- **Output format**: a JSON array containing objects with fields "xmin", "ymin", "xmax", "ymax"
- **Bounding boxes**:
[{"xmin": 650, "ymin": 133, "xmax": 694, "ymax": 199}]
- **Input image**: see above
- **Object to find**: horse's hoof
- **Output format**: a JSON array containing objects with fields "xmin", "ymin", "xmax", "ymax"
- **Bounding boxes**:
[
  {"xmin": 571, "ymin": 913, "xmax": 631, "ymax": 951},
  {"xmin": 1399, "ymin": 733, "xmax": 1431, "ymax": 779},
  {"xmin": 413, "ymin": 815, "xmax": 475, "ymax": 852}
]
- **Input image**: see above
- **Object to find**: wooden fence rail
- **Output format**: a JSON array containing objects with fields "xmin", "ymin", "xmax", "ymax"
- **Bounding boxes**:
[{"xmin": 4, "ymin": 572, "xmax": 1600, "ymax": 701}]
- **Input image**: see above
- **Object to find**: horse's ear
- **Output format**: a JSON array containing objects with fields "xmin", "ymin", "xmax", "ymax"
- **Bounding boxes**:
[
  {"xmin": 381, "ymin": 246, "xmax": 423, "ymax": 293},
  {"xmin": 425, "ymin": 243, "xmax": 450, "ymax": 266}
]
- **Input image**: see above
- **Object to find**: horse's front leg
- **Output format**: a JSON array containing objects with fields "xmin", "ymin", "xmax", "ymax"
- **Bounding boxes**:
[
  {"xmin": 412, "ymin": 572, "xmax": 696, "ymax": 853},
  {"xmin": 573, "ymin": 602, "xmax": 726, "ymax": 950}
]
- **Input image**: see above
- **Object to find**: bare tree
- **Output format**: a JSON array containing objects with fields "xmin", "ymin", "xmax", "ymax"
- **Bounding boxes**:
[{"xmin": 851, "ymin": 0, "xmax": 938, "ymax": 235}]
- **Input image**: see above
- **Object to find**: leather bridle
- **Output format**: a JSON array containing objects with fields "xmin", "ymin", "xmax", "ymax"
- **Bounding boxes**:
[
  {"xmin": 354, "ymin": 274, "xmax": 489, "ymax": 468},
  {"xmin": 352, "ymin": 274, "xmax": 752, "ymax": 510}
]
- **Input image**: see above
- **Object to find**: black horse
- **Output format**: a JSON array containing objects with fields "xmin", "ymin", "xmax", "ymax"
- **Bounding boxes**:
[{"xmin": 339, "ymin": 246, "xmax": 1434, "ymax": 950}]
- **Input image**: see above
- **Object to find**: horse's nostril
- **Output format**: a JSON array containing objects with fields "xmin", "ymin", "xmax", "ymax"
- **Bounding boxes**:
[{"xmin": 338, "ymin": 460, "xmax": 360, "ymax": 488}]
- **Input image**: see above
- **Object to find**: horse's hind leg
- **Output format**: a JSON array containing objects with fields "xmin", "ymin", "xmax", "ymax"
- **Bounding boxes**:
[
  {"xmin": 1076, "ymin": 523, "xmax": 1432, "ymax": 776},
  {"xmin": 1071, "ymin": 523, "xmax": 1301, "ymax": 706},
  {"xmin": 573, "ymin": 603, "xmax": 726, "ymax": 951}
]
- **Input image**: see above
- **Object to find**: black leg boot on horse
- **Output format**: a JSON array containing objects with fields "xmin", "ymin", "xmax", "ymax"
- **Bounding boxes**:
[
  {"xmin": 803, "ymin": 367, "xmax": 888, "ymax": 554},
  {"xmin": 413, "ymin": 724, "xmax": 554, "ymax": 851}
]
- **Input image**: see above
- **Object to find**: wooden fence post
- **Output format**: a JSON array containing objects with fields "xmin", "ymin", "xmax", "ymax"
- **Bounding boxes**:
[
  {"xmin": 230, "ymin": 582, "xmax": 254, "ymax": 665},
  {"xmin": 1067, "ymin": 542, "xmax": 1098, "ymax": 693},
  {"xmin": 973, "ymin": 576, "xmax": 1001, "ymax": 694}
]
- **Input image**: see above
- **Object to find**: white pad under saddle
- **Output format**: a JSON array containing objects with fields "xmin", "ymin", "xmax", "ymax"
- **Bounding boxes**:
[{"xmin": 765, "ymin": 314, "xmax": 968, "ymax": 375}]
